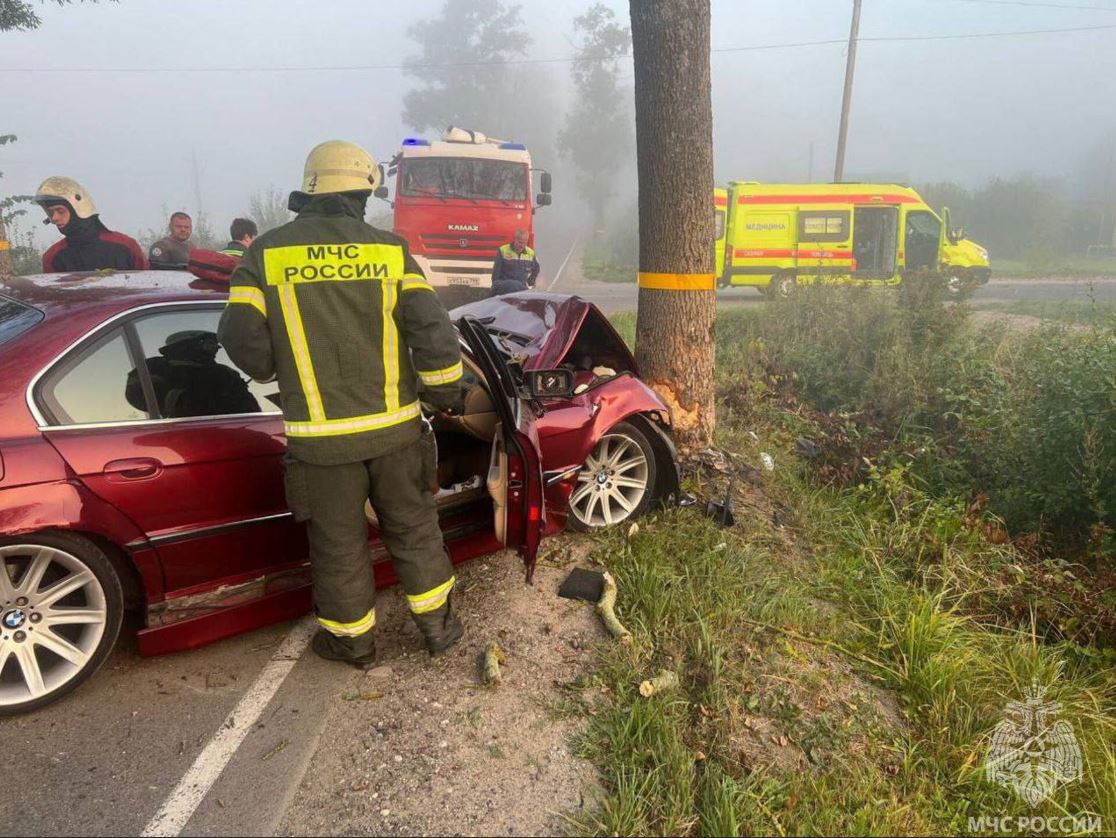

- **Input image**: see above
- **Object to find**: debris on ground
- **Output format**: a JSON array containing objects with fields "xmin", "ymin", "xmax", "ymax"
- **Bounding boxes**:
[
  {"xmin": 558, "ymin": 567, "xmax": 606, "ymax": 602},
  {"xmin": 596, "ymin": 572, "xmax": 632, "ymax": 644},
  {"xmin": 639, "ymin": 670, "xmax": 679, "ymax": 698},
  {"xmin": 482, "ymin": 641, "xmax": 506, "ymax": 686}
]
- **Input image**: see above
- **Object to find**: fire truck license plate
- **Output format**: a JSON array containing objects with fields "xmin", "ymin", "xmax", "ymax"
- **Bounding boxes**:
[{"xmin": 447, "ymin": 276, "xmax": 479, "ymax": 286}]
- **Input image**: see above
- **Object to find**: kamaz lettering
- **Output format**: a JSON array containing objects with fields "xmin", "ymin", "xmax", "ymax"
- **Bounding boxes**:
[{"xmin": 448, "ymin": 224, "xmax": 480, "ymax": 232}]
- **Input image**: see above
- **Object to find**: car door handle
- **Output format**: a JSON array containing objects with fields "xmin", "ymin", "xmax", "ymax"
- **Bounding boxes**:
[{"xmin": 103, "ymin": 457, "xmax": 163, "ymax": 481}]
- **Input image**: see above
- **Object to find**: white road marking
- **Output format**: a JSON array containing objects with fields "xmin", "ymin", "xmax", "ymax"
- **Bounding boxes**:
[
  {"xmin": 141, "ymin": 617, "xmax": 316, "ymax": 837},
  {"xmin": 546, "ymin": 236, "xmax": 580, "ymax": 291}
]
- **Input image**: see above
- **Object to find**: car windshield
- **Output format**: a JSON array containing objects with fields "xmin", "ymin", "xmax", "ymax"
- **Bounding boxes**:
[
  {"xmin": 0, "ymin": 294, "xmax": 44, "ymax": 348},
  {"xmin": 400, "ymin": 157, "xmax": 528, "ymax": 202}
]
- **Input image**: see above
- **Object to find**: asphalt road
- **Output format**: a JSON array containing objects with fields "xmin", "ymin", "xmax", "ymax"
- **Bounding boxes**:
[
  {"xmin": 3, "ymin": 228, "xmax": 1112, "ymax": 837},
  {"xmin": 550, "ymin": 273, "xmax": 1116, "ymax": 316}
]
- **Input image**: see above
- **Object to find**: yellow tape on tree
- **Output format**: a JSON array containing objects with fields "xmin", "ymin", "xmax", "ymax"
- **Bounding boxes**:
[
  {"xmin": 637, "ymin": 272, "xmax": 715, "ymax": 291},
  {"xmin": 0, "ymin": 241, "xmax": 10, "ymax": 251}
]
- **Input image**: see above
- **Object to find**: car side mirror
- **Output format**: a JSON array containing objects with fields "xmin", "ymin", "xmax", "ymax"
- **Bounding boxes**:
[
  {"xmin": 536, "ymin": 193, "xmax": 552, "ymax": 208},
  {"xmin": 540, "ymin": 172, "xmax": 552, "ymax": 194},
  {"xmin": 526, "ymin": 368, "xmax": 574, "ymax": 399},
  {"xmin": 374, "ymin": 185, "xmax": 390, "ymax": 200}
]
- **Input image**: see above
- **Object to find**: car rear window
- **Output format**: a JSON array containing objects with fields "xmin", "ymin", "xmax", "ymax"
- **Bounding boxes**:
[{"xmin": 0, "ymin": 294, "xmax": 44, "ymax": 347}]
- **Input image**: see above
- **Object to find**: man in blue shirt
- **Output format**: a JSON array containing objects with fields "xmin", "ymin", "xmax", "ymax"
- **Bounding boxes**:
[{"xmin": 490, "ymin": 228, "xmax": 540, "ymax": 296}]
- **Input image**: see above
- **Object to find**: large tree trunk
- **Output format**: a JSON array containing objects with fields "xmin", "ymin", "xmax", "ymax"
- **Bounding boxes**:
[
  {"xmin": 629, "ymin": 0, "xmax": 716, "ymax": 454},
  {"xmin": 0, "ymin": 213, "xmax": 14, "ymax": 278}
]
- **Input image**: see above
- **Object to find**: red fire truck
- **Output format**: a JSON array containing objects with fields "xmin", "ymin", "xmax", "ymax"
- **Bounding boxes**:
[{"xmin": 385, "ymin": 127, "xmax": 552, "ymax": 303}]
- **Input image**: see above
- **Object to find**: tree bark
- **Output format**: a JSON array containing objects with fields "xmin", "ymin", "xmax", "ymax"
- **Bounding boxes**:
[{"xmin": 629, "ymin": 0, "xmax": 716, "ymax": 454}]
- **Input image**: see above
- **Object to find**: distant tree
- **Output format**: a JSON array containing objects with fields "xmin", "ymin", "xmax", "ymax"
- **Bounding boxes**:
[
  {"xmin": 0, "ymin": 134, "xmax": 32, "ymax": 276},
  {"xmin": 1, "ymin": 0, "xmax": 111, "ymax": 32},
  {"xmin": 248, "ymin": 187, "xmax": 291, "ymax": 234},
  {"xmin": 557, "ymin": 4, "xmax": 633, "ymax": 225},
  {"xmin": 403, "ymin": 0, "xmax": 531, "ymax": 135}
]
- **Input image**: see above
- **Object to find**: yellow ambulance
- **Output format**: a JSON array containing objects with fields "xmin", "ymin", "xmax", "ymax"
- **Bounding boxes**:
[{"xmin": 713, "ymin": 182, "xmax": 990, "ymax": 297}]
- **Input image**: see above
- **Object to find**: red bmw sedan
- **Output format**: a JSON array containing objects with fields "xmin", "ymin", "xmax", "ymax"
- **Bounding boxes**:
[{"xmin": 0, "ymin": 271, "xmax": 678, "ymax": 714}]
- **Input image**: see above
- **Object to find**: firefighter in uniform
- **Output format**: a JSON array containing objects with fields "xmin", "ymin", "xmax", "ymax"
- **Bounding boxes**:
[{"xmin": 218, "ymin": 140, "xmax": 465, "ymax": 666}]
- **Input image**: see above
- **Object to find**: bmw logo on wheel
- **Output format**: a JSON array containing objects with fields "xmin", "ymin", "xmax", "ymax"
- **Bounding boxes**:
[{"xmin": 3, "ymin": 609, "xmax": 26, "ymax": 629}]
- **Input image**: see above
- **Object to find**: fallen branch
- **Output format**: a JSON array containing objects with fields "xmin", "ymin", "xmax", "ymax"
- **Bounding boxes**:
[
  {"xmin": 639, "ymin": 670, "xmax": 679, "ymax": 698},
  {"xmin": 482, "ymin": 641, "xmax": 506, "ymax": 686},
  {"xmin": 596, "ymin": 572, "xmax": 632, "ymax": 644}
]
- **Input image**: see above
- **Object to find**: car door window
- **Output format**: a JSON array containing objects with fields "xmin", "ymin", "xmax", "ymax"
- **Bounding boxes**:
[
  {"xmin": 38, "ymin": 328, "xmax": 150, "ymax": 425},
  {"xmin": 131, "ymin": 308, "xmax": 278, "ymax": 418}
]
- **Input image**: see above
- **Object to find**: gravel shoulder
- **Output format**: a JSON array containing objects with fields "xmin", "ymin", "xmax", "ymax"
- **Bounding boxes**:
[{"xmin": 278, "ymin": 537, "xmax": 605, "ymax": 837}]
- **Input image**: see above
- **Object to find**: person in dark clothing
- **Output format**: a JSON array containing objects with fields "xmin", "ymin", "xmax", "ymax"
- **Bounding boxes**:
[
  {"xmin": 489, "ymin": 228, "xmax": 540, "ymax": 296},
  {"xmin": 219, "ymin": 140, "xmax": 465, "ymax": 668},
  {"xmin": 124, "ymin": 330, "xmax": 260, "ymax": 418},
  {"xmin": 221, "ymin": 218, "xmax": 258, "ymax": 257},
  {"xmin": 35, "ymin": 177, "xmax": 148, "ymax": 273},
  {"xmin": 149, "ymin": 212, "xmax": 194, "ymax": 266}
]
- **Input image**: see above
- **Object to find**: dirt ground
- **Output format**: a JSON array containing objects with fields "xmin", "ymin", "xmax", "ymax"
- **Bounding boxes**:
[{"xmin": 278, "ymin": 537, "xmax": 606, "ymax": 837}]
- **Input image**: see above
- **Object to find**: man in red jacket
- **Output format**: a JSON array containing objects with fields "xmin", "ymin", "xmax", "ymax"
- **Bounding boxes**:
[{"xmin": 35, "ymin": 177, "xmax": 148, "ymax": 273}]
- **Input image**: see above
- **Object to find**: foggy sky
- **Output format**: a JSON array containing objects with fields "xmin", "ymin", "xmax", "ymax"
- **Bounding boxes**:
[{"xmin": 3, "ymin": 0, "xmax": 1115, "ymax": 248}]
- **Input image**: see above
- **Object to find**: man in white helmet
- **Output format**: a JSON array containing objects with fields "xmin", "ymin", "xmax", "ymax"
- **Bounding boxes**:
[
  {"xmin": 35, "ymin": 177, "xmax": 148, "ymax": 273},
  {"xmin": 218, "ymin": 140, "xmax": 466, "ymax": 668}
]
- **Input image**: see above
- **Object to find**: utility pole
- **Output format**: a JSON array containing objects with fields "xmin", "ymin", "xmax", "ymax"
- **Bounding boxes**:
[{"xmin": 833, "ymin": 0, "xmax": 862, "ymax": 182}]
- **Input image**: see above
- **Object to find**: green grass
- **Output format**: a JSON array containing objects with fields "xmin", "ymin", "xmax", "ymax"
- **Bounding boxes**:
[
  {"xmin": 573, "ymin": 301, "xmax": 1116, "ymax": 835},
  {"xmin": 994, "ymin": 257, "xmax": 1116, "ymax": 279},
  {"xmin": 582, "ymin": 233, "xmax": 637, "ymax": 284},
  {"xmin": 975, "ymin": 299, "xmax": 1116, "ymax": 327},
  {"xmin": 573, "ymin": 433, "xmax": 1116, "ymax": 836}
]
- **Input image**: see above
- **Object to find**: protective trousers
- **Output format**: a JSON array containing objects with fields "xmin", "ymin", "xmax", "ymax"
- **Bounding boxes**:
[{"xmin": 283, "ymin": 432, "xmax": 455, "ymax": 659}]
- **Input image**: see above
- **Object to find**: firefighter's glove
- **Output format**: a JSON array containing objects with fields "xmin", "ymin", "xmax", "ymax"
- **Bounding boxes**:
[{"xmin": 423, "ymin": 384, "xmax": 466, "ymax": 418}]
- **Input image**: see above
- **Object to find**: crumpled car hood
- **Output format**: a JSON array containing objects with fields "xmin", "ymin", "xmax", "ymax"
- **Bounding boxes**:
[{"xmin": 450, "ymin": 292, "xmax": 638, "ymax": 374}]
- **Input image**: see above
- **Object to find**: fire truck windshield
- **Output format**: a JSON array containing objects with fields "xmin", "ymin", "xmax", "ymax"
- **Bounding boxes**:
[{"xmin": 399, "ymin": 157, "xmax": 528, "ymax": 202}]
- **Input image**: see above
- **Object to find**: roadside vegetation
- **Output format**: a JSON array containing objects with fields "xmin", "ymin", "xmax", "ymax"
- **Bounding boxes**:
[
  {"xmin": 582, "ymin": 202, "xmax": 638, "ymax": 283},
  {"xmin": 570, "ymin": 290, "xmax": 1116, "ymax": 835}
]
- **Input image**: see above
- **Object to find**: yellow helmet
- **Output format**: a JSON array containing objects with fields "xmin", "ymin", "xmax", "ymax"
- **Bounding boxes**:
[
  {"xmin": 34, "ymin": 176, "xmax": 98, "ymax": 219},
  {"xmin": 300, "ymin": 140, "xmax": 380, "ymax": 195}
]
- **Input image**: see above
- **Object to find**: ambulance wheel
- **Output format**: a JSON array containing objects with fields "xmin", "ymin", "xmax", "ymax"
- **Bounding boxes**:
[
  {"xmin": 944, "ymin": 271, "xmax": 975, "ymax": 299},
  {"xmin": 768, "ymin": 273, "xmax": 798, "ymax": 300}
]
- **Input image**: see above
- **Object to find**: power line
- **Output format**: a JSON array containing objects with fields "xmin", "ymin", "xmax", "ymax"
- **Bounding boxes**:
[
  {"xmin": 956, "ymin": 0, "xmax": 1116, "ymax": 12},
  {"xmin": 2, "ymin": 22, "xmax": 1115, "ymax": 73}
]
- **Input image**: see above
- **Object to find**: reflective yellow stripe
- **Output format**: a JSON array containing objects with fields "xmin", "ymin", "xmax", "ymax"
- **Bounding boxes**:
[
  {"xmin": 382, "ymin": 278, "xmax": 400, "ymax": 411},
  {"xmin": 407, "ymin": 576, "xmax": 455, "ymax": 614},
  {"xmin": 318, "ymin": 608, "xmax": 376, "ymax": 637},
  {"xmin": 418, "ymin": 360, "xmax": 463, "ymax": 386},
  {"xmin": 277, "ymin": 284, "xmax": 326, "ymax": 422},
  {"xmin": 227, "ymin": 286, "xmax": 266, "ymax": 318},
  {"xmin": 401, "ymin": 273, "xmax": 434, "ymax": 292},
  {"xmin": 285, "ymin": 401, "xmax": 421, "ymax": 438},
  {"xmin": 262, "ymin": 243, "xmax": 405, "ymax": 286},
  {"xmin": 638, "ymin": 272, "xmax": 716, "ymax": 291}
]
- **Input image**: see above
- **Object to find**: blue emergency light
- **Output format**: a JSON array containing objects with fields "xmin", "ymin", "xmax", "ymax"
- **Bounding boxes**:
[
  {"xmin": 499, "ymin": 142, "xmax": 526, "ymax": 150},
  {"xmin": 402, "ymin": 137, "xmax": 431, "ymax": 146}
]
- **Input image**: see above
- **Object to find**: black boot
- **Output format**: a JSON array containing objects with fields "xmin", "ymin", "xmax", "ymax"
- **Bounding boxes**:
[
  {"xmin": 412, "ymin": 593, "xmax": 464, "ymax": 656},
  {"xmin": 311, "ymin": 629, "xmax": 377, "ymax": 670}
]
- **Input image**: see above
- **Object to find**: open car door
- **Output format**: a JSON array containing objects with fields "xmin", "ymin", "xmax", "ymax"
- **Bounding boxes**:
[{"xmin": 457, "ymin": 315, "xmax": 546, "ymax": 582}]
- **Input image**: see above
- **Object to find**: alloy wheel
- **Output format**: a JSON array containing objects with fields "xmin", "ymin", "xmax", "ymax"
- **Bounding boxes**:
[
  {"xmin": 0, "ymin": 544, "xmax": 109, "ymax": 709},
  {"xmin": 569, "ymin": 432, "xmax": 651, "ymax": 528}
]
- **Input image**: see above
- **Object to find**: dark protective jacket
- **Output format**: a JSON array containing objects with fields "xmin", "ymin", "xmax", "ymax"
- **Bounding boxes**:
[
  {"xmin": 217, "ymin": 192, "xmax": 463, "ymax": 466},
  {"xmin": 42, "ymin": 216, "xmax": 148, "ymax": 273},
  {"xmin": 221, "ymin": 241, "xmax": 246, "ymax": 256},
  {"xmin": 490, "ymin": 242, "xmax": 539, "ymax": 294},
  {"xmin": 149, "ymin": 236, "xmax": 193, "ymax": 266}
]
